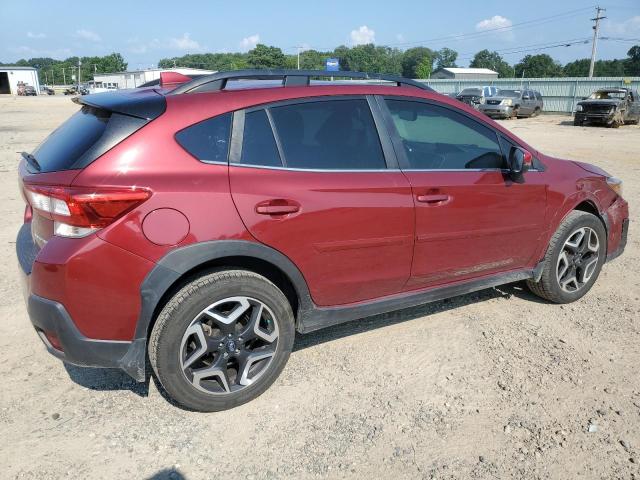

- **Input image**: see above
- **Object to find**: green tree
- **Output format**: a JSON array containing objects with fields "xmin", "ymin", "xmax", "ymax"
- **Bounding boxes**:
[
  {"xmin": 247, "ymin": 44, "xmax": 287, "ymax": 69},
  {"xmin": 297, "ymin": 49, "xmax": 333, "ymax": 70},
  {"xmin": 415, "ymin": 56, "xmax": 432, "ymax": 78},
  {"xmin": 470, "ymin": 49, "xmax": 512, "ymax": 78},
  {"xmin": 514, "ymin": 54, "xmax": 562, "ymax": 77},
  {"xmin": 434, "ymin": 47, "xmax": 458, "ymax": 69},
  {"xmin": 337, "ymin": 44, "xmax": 402, "ymax": 74},
  {"xmin": 401, "ymin": 47, "xmax": 433, "ymax": 78},
  {"xmin": 626, "ymin": 45, "xmax": 640, "ymax": 76},
  {"xmin": 563, "ymin": 58, "xmax": 590, "ymax": 77}
]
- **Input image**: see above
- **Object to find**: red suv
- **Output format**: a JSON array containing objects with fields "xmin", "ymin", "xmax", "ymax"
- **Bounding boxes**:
[{"xmin": 17, "ymin": 70, "xmax": 629, "ymax": 411}]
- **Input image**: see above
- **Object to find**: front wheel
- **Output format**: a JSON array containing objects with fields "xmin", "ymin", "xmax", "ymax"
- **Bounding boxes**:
[
  {"xmin": 149, "ymin": 270, "xmax": 295, "ymax": 411},
  {"xmin": 527, "ymin": 211, "xmax": 606, "ymax": 303}
]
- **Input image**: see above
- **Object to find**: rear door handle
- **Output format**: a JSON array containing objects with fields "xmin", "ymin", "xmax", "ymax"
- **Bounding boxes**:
[
  {"xmin": 417, "ymin": 194, "xmax": 451, "ymax": 205},
  {"xmin": 255, "ymin": 199, "xmax": 300, "ymax": 215}
]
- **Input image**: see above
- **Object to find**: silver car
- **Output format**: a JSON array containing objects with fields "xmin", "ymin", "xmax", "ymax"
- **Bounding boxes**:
[{"xmin": 479, "ymin": 89, "xmax": 543, "ymax": 119}]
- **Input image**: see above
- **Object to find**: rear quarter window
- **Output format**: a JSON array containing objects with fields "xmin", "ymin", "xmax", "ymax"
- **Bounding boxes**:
[
  {"xmin": 175, "ymin": 113, "xmax": 232, "ymax": 164},
  {"xmin": 31, "ymin": 106, "xmax": 147, "ymax": 172}
]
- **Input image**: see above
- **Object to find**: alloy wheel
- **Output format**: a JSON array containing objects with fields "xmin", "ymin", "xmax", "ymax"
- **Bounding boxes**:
[
  {"xmin": 179, "ymin": 296, "xmax": 279, "ymax": 395},
  {"xmin": 556, "ymin": 227, "xmax": 600, "ymax": 293}
]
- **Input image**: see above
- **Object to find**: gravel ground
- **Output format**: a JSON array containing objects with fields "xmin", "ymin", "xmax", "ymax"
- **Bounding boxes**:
[{"xmin": 0, "ymin": 96, "xmax": 638, "ymax": 480}]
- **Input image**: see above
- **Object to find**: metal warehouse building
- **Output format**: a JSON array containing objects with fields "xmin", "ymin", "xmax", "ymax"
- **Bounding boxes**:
[
  {"xmin": 431, "ymin": 67, "xmax": 499, "ymax": 80},
  {"xmin": 0, "ymin": 66, "xmax": 40, "ymax": 95},
  {"xmin": 93, "ymin": 67, "xmax": 214, "ymax": 89}
]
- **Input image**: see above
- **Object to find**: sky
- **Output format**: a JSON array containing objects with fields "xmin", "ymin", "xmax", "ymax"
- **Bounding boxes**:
[{"xmin": 1, "ymin": 0, "xmax": 638, "ymax": 69}]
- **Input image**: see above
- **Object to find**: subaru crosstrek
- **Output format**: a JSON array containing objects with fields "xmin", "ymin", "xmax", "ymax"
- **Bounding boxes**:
[{"xmin": 17, "ymin": 70, "xmax": 629, "ymax": 411}]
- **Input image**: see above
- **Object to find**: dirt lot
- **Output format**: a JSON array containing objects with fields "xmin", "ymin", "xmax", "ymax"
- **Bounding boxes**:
[{"xmin": 0, "ymin": 96, "xmax": 638, "ymax": 480}]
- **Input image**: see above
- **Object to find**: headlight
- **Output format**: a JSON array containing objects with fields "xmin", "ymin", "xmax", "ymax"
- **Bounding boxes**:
[
  {"xmin": 502, "ymin": 99, "xmax": 513, "ymax": 106},
  {"xmin": 575, "ymin": 105, "xmax": 583, "ymax": 112},
  {"xmin": 606, "ymin": 177, "xmax": 623, "ymax": 197}
]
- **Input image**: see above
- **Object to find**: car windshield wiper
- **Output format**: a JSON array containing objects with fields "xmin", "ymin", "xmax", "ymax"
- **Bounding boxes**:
[{"xmin": 21, "ymin": 151, "xmax": 41, "ymax": 171}]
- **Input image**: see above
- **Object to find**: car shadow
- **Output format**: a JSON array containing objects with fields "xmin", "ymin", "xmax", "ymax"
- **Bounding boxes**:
[
  {"xmin": 146, "ymin": 468, "xmax": 186, "ymax": 480},
  {"xmin": 64, "ymin": 363, "xmax": 150, "ymax": 397},
  {"xmin": 62, "ymin": 281, "xmax": 549, "ymax": 396},
  {"xmin": 293, "ymin": 281, "xmax": 541, "ymax": 351}
]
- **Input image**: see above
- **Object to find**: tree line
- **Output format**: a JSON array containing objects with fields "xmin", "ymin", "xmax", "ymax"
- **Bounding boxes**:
[
  {"xmin": 159, "ymin": 44, "xmax": 640, "ymax": 78},
  {"xmin": 2, "ymin": 45, "xmax": 639, "ymax": 85}
]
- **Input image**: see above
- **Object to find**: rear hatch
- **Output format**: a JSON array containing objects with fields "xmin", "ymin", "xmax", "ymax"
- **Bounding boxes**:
[{"xmin": 19, "ymin": 88, "xmax": 166, "ymax": 251}]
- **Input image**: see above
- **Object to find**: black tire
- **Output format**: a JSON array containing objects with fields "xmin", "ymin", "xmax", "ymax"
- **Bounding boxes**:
[
  {"xmin": 511, "ymin": 107, "xmax": 519, "ymax": 119},
  {"xmin": 573, "ymin": 118, "xmax": 583, "ymax": 126},
  {"xmin": 532, "ymin": 107, "xmax": 541, "ymax": 117},
  {"xmin": 149, "ymin": 270, "xmax": 295, "ymax": 412},
  {"xmin": 527, "ymin": 211, "xmax": 606, "ymax": 304}
]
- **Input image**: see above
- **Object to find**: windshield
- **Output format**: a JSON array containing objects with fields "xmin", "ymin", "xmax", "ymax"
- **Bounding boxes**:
[
  {"xmin": 497, "ymin": 90, "xmax": 521, "ymax": 98},
  {"xmin": 458, "ymin": 88, "xmax": 482, "ymax": 96},
  {"xmin": 589, "ymin": 90, "xmax": 626, "ymax": 100}
]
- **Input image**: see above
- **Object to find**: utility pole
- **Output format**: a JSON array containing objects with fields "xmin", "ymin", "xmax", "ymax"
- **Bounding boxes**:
[
  {"xmin": 62, "ymin": 67, "xmax": 66, "ymax": 85},
  {"xmin": 589, "ymin": 6, "xmax": 606, "ymax": 78},
  {"xmin": 51, "ymin": 70, "xmax": 55, "ymax": 85},
  {"xmin": 295, "ymin": 46, "xmax": 303, "ymax": 70},
  {"xmin": 78, "ymin": 58, "xmax": 82, "ymax": 87}
]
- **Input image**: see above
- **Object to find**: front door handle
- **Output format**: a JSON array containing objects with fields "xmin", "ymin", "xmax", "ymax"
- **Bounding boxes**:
[
  {"xmin": 255, "ymin": 199, "xmax": 300, "ymax": 215},
  {"xmin": 417, "ymin": 194, "xmax": 451, "ymax": 205}
]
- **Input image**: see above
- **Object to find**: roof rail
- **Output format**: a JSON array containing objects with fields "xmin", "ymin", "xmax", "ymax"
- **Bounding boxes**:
[{"xmin": 169, "ymin": 69, "xmax": 434, "ymax": 95}]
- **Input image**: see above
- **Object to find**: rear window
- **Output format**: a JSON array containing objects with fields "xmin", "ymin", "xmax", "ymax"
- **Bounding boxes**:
[
  {"xmin": 31, "ymin": 106, "xmax": 147, "ymax": 172},
  {"xmin": 459, "ymin": 88, "xmax": 482, "ymax": 96},
  {"xmin": 31, "ymin": 106, "xmax": 106, "ymax": 172}
]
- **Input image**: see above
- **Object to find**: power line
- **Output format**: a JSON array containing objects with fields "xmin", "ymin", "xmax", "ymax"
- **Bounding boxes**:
[{"xmin": 290, "ymin": 5, "xmax": 596, "ymax": 52}]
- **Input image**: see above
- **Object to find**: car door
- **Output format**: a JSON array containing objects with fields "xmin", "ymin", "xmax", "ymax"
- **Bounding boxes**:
[
  {"xmin": 378, "ymin": 97, "xmax": 547, "ymax": 289},
  {"xmin": 228, "ymin": 96, "xmax": 415, "ymax": 307}
]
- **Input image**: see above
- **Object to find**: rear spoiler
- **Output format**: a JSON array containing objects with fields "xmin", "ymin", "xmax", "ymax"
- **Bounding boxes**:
[
  {"xmin": 159, "ymin": 71, "xmax": 192, "ymax": 88},
  {"xmin": 72, "ymin": 88, "xmax": 166, "ymax": 120}
]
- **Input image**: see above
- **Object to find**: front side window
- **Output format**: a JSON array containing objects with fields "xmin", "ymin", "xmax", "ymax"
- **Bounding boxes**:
[
  {"xmin": 385, "ymin": 99, "xmax": 506, "ymax": 170},
  {"xmin": 175, "ymin": 113, "xmax": 232, "ymax": 163},
  {"xmin": 269, "ymin": 99, "xmax": 386, "ymax": 170}
]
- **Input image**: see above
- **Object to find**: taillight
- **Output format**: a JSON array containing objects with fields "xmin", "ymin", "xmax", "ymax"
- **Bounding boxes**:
[{"xmin": 23, "ymin": 184, "xmax": 151, "ymax": 238}]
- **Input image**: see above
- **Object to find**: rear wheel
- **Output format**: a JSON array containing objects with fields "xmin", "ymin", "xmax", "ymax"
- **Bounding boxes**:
[
  {"xmin": 573, "ymin": 118, "xmax": 583, "ymax": 126},
  {"xmin": 527, "ymin": 211, "xmax": 606, "ymax": 303},
  {"xmin": 149, "ymin": 270, "xmax": 295, "ymax": 412},
  {"xmin": 532, "ymin": 107, "xmax": 541, "ymax": 117},
  {"xmin": 511, "ymin": 107, "xmax": 520, "ymax": 119}
]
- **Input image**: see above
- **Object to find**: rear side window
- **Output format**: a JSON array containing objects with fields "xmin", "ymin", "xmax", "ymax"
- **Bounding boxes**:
[
  {"xmin": 240, "ymin": 110, "xmax": 282, "ymax": 167},
  {"xmin": 270, "ymin": 99, "xmax": 386, "ymax": 170},
  {"xmin": 176, "ymin": 113, "xmax": 232, "ymax": 163},
  {"xmin": 31, "ymin": 106, "xmax": 143, "ymax": 172}
]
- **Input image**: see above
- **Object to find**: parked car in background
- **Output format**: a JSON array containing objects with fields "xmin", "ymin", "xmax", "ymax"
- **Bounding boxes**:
[
  {"xmin": 17, "ymin": 69, "xmax": 628, "ymax": 412},
  {"xmin": 455, "ymin": 86, "xmax": 498, "ymax": 109},
  {"xmin": 480, "ymin": 89, "xmax": 543, "ymax": 119},
  {"xmin": 41, "ymin": 86, "xmax": 55, "ymax": 95},
  {"xmin": 574, "ymin": 88, "xmax": 640, "ymax": 127},
  {"xmin": 17, "ymin": 82, "xmax": 37, "ymax": 96}
]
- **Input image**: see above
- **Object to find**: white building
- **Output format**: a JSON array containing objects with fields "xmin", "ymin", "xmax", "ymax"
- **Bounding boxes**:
[
  {"xmin": 0, "ymin": 66, "xmax": 40, "ymax": 95},
  {"xmin": 92, "ymin": 67, "xmax": 214, "ymax": 89},
  {"xmin": 431, "ymin": 68, "xmax": 499, "ymax": 80}
]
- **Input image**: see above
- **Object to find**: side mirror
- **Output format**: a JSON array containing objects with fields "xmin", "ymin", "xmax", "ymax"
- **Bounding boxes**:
[{"xmin": 508, "ymin": 146, "xmax": 533, "ymax": 181}]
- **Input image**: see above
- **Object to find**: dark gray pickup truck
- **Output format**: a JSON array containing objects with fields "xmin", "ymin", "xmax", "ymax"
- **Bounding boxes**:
[{"xmin": 574, "ymin": 88, "xmax": 640, "ymax": 127}]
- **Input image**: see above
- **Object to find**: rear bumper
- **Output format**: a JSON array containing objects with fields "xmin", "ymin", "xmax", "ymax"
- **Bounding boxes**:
[{"xmin": 16, "ymin": 223, "xmax": 145, "ymax": 381}]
